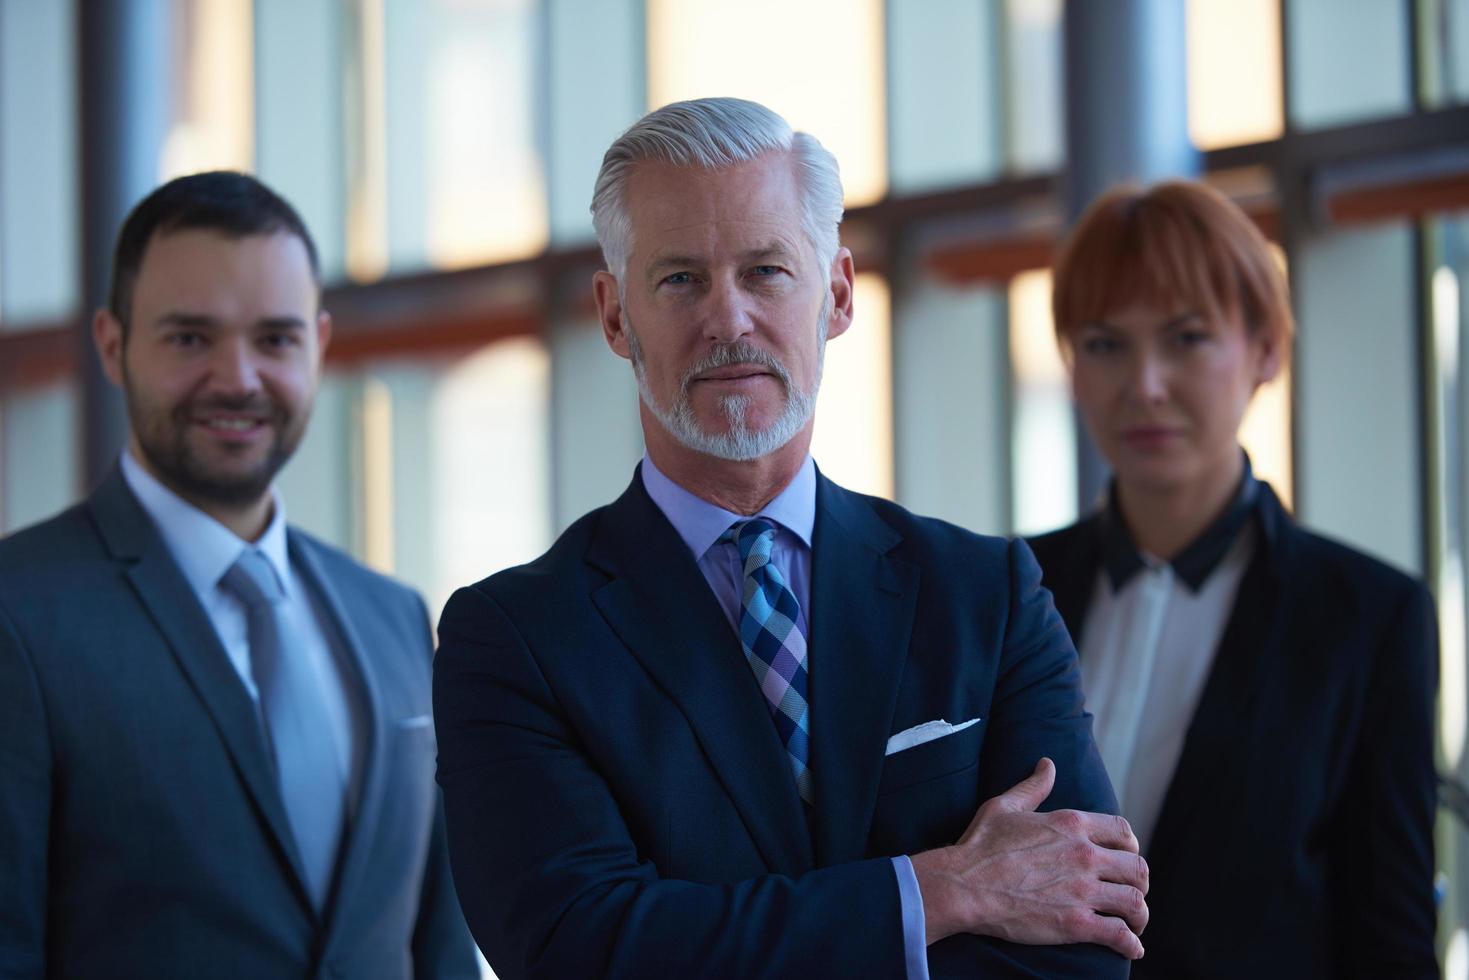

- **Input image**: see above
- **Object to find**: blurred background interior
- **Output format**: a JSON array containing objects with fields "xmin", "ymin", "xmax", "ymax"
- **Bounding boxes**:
[{"xmin": 3, "ymin": 0, "xmax": 1469, "ymax": 969}]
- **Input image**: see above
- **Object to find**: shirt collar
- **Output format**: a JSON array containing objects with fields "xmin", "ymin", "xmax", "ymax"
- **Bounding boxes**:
[
  {"xmin": 1100, "ymin": 451, "xmax": 1259, "ymax": 593},
  {"xmin": 119, "ymin": 448, "xmax": 292, "ymax": 598},
  {"xmin": 640, "ymin": 452, "xmax": 817, "ymax": 560}
]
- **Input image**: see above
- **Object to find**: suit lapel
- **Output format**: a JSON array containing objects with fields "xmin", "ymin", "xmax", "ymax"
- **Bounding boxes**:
[
  {"xmin": 806, "ymin": 479, "xmax": 918, "ymax": 866},
  {"xmin": 288, "ymin": 533, "xmax": 386, "ymax": 935},
  {"xmin": 1144, "ymin": 489, "xmax": 1290, "ymax": 870},
  {"xmin": 588, "ymin": 474, "xmax": 814, "ymax": 873},
  {"xmin": 88, "ymin": 468, "xmax": 316, "ymax": 916}
]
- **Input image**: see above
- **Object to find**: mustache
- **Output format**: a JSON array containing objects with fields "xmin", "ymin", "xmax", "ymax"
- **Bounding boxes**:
[
  {"xmin": 175, "ymin": 394, "xmax": 279, "ymax": 418},
  {"xmin": 682, "ymin": 341, "xmax": 792, "ymax": 388}
]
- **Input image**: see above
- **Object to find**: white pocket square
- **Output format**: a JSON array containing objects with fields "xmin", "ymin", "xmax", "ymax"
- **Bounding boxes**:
[
  {"xmin": 395, "ymin": 714, "xmax": 433, "ymax": 730},
  {"xmin": 884, "ymin": 717, "xmax": 981, "ymax": 756}
]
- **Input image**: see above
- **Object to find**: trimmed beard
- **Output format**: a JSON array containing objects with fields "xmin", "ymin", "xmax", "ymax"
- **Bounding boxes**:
[
  {"xmin": 627, "ymin": 297, "xmax": 829, "ymax": 462},
  {"xmin": 123, "ymin": 371, "xmax": 300, "ymax": 509}
]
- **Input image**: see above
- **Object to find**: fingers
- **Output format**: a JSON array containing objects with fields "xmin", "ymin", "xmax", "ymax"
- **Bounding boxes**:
[
  {"xmin": 1077, "ymin": 911, "xmax": 1145, "ymax": 960},
  {"xmin": 992, "ymin": 757, "xmax": 1056, "ymax": 815},
  {"xmin": 1061, "ymin": 809, "xmax": 1139, "ymax": 854},
  {"xmin": 1089, "ymin": 880, "xmax": 1150, "ymax": 936}
]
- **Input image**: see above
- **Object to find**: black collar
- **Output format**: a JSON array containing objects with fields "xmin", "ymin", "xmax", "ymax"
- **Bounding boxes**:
[{"xmin": 1100, "ymin": 454, "xmax": 1260, "ymax": 593}]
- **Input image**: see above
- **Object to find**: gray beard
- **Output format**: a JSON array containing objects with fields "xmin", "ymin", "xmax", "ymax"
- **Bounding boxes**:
[{"xmin": 626, "ymin": 302, "xmax": 827, "ymax": 462}]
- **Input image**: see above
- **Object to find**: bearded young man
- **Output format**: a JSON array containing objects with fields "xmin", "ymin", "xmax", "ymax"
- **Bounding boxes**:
[
  {"xmin": 0, "ymin": 172, "xmax": 476, "ymax": 979},
  {"xmin": 433, "ymin": 98, "xmax": 1148, "ymax": 979}
]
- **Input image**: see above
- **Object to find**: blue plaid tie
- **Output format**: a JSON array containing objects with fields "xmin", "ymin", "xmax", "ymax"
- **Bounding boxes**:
[{"xmin": 722, "ymin": 518, "xmax": 813, "ymax": 805}]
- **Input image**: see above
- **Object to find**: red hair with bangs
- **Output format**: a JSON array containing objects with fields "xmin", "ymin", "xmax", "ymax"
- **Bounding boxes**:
[{"xmin": 1051, "ymin": 180, "xmax": 1293, "ymax": 363}]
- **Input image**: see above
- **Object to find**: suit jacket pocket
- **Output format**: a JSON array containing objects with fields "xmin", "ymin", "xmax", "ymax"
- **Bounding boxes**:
[
  {"xmin": 877, "ymin": 719, "xmax": 985, "ymax": 796},
  {"xmin": 870, "ymin": 718, "xmax": 986, "ymax": 856}
]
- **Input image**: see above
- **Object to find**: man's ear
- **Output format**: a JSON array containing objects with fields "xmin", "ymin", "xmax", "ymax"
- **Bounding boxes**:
[
  {"xmin": 93, "ymin": 308, "xmax": 126, "ymax": 387},
  {"xmin": 315, "ymin": 309, "xmax": 334, "ymax": 363},
  {"xmin": 593, "ymin": 271, "xmax": 632, "ymax": 360},
  {"xmin": 824, "ymin": 247, "xmax": 856, "ymax": 342}
]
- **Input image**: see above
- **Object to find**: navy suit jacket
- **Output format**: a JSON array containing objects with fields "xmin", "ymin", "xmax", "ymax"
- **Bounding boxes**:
[
  {"xmin": 434, "ymin": 468, "xmax": 1128, "ymax": 978},
  {"xmin": 1028, "ymin": 482, "xmax": 1438, "ymax": 979},
  {"xmin": 0, "ymin": 469, "xmax": 478, "ymax": 980}
]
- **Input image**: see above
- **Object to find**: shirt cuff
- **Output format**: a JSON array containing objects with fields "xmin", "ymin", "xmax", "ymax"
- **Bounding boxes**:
[{"xmin": 891, "ymin": 854, "xmax": 931, "ymax": 980}]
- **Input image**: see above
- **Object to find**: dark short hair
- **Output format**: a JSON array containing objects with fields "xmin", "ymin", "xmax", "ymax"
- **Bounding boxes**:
[{"xmin": 108, "ymin": 171, "xmax": 321, "ymax": 331}]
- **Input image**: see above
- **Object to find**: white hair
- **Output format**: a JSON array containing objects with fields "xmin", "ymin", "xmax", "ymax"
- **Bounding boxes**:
[{"xmin": 590, "ymin": 97, "xmax": 844, "ymax": 280}]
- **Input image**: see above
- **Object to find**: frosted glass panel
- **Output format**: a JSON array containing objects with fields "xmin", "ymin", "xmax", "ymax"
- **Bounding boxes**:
[
  {"xmin": 648, "ymin": 0, "xmax": 887, "ymax": 207},
  {"xmin": 1286, "ymin": 0, "xmax": 1411, "ymax": 129}
]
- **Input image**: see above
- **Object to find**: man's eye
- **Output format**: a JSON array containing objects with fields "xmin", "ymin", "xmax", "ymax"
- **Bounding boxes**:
[
  {"xmin": 750, "ymin": 265, "xmax": 782, "ymax": 277},
  {"xmin": 167, "ymin": 332, "xmax": 204, "ymax": 348},
  {"xmin": 261, "ymin": 332, "xmax": 298, "ymax": 350},
  {"xmin": 663, "ymin": 272, "xmax": 693, "ymax": 286}
]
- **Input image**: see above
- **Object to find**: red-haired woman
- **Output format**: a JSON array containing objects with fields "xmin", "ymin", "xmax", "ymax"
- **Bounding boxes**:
[{"xmin": 1028, "ymin": 180, "xmax": 1438, "ymax": 979}]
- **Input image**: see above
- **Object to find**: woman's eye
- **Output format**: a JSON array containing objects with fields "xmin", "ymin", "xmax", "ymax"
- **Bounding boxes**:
[{"xmin": 1082, "ymin": 336, "xmax": 1119, "ymax": 355}]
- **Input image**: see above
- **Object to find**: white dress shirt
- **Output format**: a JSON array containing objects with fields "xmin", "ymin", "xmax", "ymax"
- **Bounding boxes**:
[
  {"xmin": 119, "ymin": 449, "xmax": 363, "ymax": 813},
  {"xmin": 1079, "ymin": 471, "xmax": 1258, "ymax": 853}
]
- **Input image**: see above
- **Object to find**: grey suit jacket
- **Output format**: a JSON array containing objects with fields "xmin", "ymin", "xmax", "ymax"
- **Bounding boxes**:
[{"xmin": 0, "ymin": 468, "xmax": 477, "ymax": 980}]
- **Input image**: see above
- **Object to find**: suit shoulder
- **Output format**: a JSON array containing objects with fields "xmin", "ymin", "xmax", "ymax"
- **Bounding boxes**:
[
  {"xmin": 1287, "ymin": 522, "xmax": 1426, "ymax": 604},
  {"xmin": 0, "ymin": 501, "xmax": 104, "ymax": 573},
  {"xmin": 857, "ymin": 493, "xmax": 1013, "ymax": 564}
]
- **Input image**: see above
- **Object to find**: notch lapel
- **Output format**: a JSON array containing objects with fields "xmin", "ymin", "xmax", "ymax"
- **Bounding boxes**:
[
  {"xmin": 807, "ymin": 478, "xmax": 918, "ymax": 867},
  {"xmin": 88, "ymin": 469, "xmax": 316, "ymax": 916},
  {"xmin": 287, "ymin": 533, "xmax": 387, "ymax": 938},
  {"xmin": 588, "ymin": 476, "xmax": 814, "ymax": 873}
]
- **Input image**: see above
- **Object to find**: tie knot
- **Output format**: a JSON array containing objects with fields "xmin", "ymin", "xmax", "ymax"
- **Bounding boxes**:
[
  {"xmin": 720, "ymin": 517, "xmax": 778, "ymax": 561},
  {"xmin": 220, "ymin": 549, "xmax": 284, "ymax": 609}
]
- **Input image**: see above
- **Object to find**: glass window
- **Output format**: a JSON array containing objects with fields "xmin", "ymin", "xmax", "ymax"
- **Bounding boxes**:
[
  {"xmin": 547, "ymin": 0, "xmax": 643, "ymax": 245},
  {"xmin": 549, "ymin": 315, "xmax": 643, "ymax": 533},
  {"xmin": 892, "ymin": 269, "xmax": 1009, "ymax": 534},
  {"xmin": 429, "ymin": 337, "xmax": 552, "ymax": 615},
  {"xmin": 0, "ymin": 0, "xmax": 80, "ymax": 326},
  {"xmin": 1429, "ymin": 212, "xmax": 1469, "ymax": 976},
  {"xmin": 1, "ymin": 380, "xmax": 80, "ymax": 534},
  {"xmin": 1294, "ymin": 220, "xmax": 1420, "ymax": 573},
  {"xmin": 1002, "ymin": 0, "xmax": 1064, "ymax": 174},
  {"xmin": 1286, "ymin": 0, "xmax": 1412, "ymax": 129},
  {"xmin": 888, "ymin": 0, "xmax": 1003, "ymax": 193},
  {"xmin": 382, "ymin": 0, "xmax": 548, "ymax": 275},
  {"xmin": 1186, "ymin": 0, "xmax": 1284, "ymax": 150},
  {"xmin": 255, "ymin": 0, "xmax": 348, "ymax": 282},
  {"xmin": 1419, "ymin": 0, "xmax": 1469, "ymax": 107},
  {"xmin": 160, "ymin": 0, "xmax": 255, "ymax": 179},
  {"xmin": 1008, "ymin": 268, "xmax": 1077, "ymax": 535},
  {"xmin": 646, "ymin": 0, "xmax": 888, "ymax": 207},
  {"xmin": 812, "ymin": 273, "xmax": 894, "ymax": 498}
]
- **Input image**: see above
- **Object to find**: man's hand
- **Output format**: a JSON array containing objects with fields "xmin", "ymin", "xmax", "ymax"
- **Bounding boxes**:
[{"xmin": 909, "ymin": 757, "xmax": 1149, "ymax": 959}]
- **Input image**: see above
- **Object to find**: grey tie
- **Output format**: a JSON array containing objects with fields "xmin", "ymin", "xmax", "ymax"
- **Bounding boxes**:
[{"xmin": 221, "ymin": 549, "xmax": 344, "ymax": 909}]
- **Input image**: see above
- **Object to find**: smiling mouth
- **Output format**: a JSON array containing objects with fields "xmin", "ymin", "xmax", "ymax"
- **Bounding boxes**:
[{"xmin": 195, "ymin": 417, "xmax": 268, "ymax": 433}]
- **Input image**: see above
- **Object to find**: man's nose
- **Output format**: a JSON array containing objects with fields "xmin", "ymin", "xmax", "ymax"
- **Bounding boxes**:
[
  {"xmin": 701, "ymin": 277, "xmax": 756, "ymax": 344},
  {"xmin": 208, "ymin": 338, "xmax": 264, "ymax": 395}
]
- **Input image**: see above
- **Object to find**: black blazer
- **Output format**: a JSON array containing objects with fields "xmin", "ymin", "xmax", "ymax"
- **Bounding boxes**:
[{"xmin": 1028, "ymin": 481, "xmax": 1438, "ymax": 979}]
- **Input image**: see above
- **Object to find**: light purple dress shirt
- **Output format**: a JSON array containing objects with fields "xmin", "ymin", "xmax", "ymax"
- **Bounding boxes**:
[{"xmin": 640, "ymin": 454, "xmax": 930, "ymax": 980}]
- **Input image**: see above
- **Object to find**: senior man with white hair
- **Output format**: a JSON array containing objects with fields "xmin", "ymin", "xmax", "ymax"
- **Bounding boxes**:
[{"xmin": 433, "ymin": 98, "xmax": 1147, "ymax": 979}]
